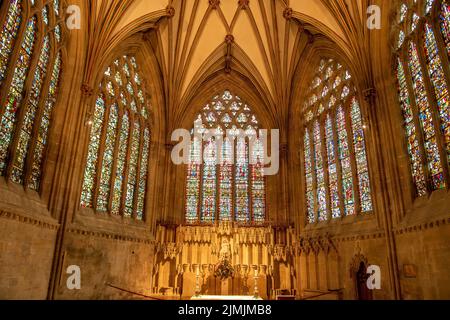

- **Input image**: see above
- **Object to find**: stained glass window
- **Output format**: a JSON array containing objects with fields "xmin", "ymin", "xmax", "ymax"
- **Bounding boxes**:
[
  {"xmin": 186, "ymin": 137, "xmax": 202, "ymax": 223},
  {"xmin": 408, "ymin": 42, "xmax": 446, "ymax": 190},
  {"xmin": 0, "ymin": 17, "xmax": 37, "ymax": 173},
  {"xmin": 423, "ymin": 23, "xmax": 450, "ymax": 164},
  {"xmin": 185, "ymin": 90, "xmax": 266, "ymax": 224},
  {"xmin": 394, "ymin": 2, "xmax": 450, "ymax": 198},
  {"xmin": 251, "ymin": 138, "xmax": 265, "ymax": 223},
  {"xmin": 337, "ymin": 106, "xmax": 355, "ymax": 216},
  {"xmin": 201, "ymin": 138, "xmax": 218, "ymax": 223},
  {"xmin": 0, "ymin": 0, "xmax": 22, "ymax": 83},
  {"xmin": 81, "ymin": 55, "xmax": 152, "ymax": 221},
  {"xmin": 304, "ymin": 129, "xmax": 315, "ymax": 223},
  {"xmin": 0, "ymin": 0, "xmax": 65, "ymax": 192},
  {"xmin": 219, "ymin": 138, "xmax": 233, "ymax": 221},
  {"xmin": 397, "ymin": 60, "xmax": 428, "ymax": 197},
  {"xmin": 426, "ymin": 0, "xmax": 435, "ymax": 15},
  {"xmin": 441, "ymin": 1, "xmax": 450, "ymax": 56},
  {"xmin": 314, "ymin": 121, "xmax": 328, "ymax": 221},
  {"xmin": 326, "ymin": 115, "xmax": 340, "ymax": 218},
  {"xmin": 351, "ymin": 98, "xmax": 373, "ymax": 212},
  {"xmin": 303, "ymin": 58, "xmax": 372, "ymax": 224}
]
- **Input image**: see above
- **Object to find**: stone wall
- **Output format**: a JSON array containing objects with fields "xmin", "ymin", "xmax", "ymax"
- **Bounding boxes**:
[
  {"xmin": 395, "ymin": 219, "xmax": 450, "ymax": 299},
  {"xmin": 54, "ymin": 228, "xmax": 155, "ymax": 300},
  {"xmin": 0, "ymin": 213, "xmax": 58, "ymax": 299}
]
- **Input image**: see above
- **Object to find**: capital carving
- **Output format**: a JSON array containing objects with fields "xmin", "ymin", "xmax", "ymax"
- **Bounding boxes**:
[
  {"xmin": 209, "ymin": 0, "xmax": 220, "ymax": 9},
  {"xmin": 166, "ymin": 6, "xmax": 175, "ymax": 18},
  {"xmin": 81, "ymin": 84, "xmax": 94, "ymax": 97},
  {"xmin": 307, "ymin": 32, "xmax": 315, "ymax": 44},
  {"xmin": 238, "ymin": 0, "xmax": 249, "ymax": 9},
  {"xmin": 225, "ymin": 34, "xmax": 235, "ymax": 44},
  {"xmin": 283, "ymin": 7, "xmax": 293, "ymax": 20},
  {"xmin": 363, "ymin": 88, "xmax": 377, "ymax": 102}
]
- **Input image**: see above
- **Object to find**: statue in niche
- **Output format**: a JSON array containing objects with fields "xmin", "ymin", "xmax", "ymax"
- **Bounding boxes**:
[
  {"xmin": 215, "ymin": 238, "xmax": 234, "ymax": 280},
  {"xmin": 219, "ymin": 238, "xmax": 231, "ymax": 262}
]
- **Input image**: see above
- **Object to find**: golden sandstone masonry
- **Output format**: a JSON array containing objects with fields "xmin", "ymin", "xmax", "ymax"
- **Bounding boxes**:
[{"xmin": 0, "ymin": 0, "xmax": 449, "ymax": 301}]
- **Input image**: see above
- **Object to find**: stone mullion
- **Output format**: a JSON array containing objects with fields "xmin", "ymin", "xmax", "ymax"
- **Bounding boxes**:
[
  {"xmin": 5, "ymin": 15, "xmax": 46, "ymax": 182},
  {"xmin": 400, "ymin": 47, "xmax": 433, "ymax": 193},
  {"xmin": 416, "ymin": 26, "xmax": 450, "ymax": 187}
]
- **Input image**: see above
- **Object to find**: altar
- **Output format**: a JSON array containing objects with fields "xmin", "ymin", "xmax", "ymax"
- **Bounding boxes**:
[{"xmin": 152, "ymin": 223, "xmax": 297, "ymax": 300}]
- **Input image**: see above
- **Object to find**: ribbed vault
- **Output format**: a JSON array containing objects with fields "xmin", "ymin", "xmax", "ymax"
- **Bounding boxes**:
[{"xmin": 81, "ymin": 0, "xmax": 379, "ymax": 140}]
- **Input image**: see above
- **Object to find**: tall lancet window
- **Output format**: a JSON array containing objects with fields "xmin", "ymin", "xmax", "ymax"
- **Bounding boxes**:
[
  {"xmin": 302, "ymin": 59, "xmax": 373, "ymax": 224},
  {"xmin": 0, "ymin": 0, "xmax": 65, "ymax": 191},
  {"xmin": 80, "ymin": 56, "xmax": 152, "ymax": 221},
  {"xmin": 185, "ymin": 90, "xmax": 266, "ymax": 225},
  {"xmin": 395, "ymin": 0, "xmax": 450, "ymax": 198}
]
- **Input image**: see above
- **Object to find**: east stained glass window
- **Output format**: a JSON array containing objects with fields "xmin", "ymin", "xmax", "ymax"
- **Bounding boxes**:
[
  {"xmin": 395, "ymin": 2, "xmax": 449, "ymax": 197},
  {"xmin": 303, "ymin": 58, "xmax": 373, "ymax": 224},
  {"xmin": 0, "ymin": 0, "xmax": 64, "ymax": 191},
  {"xmin": 81, "ymin": 55, "xmax": 152, "ymax": 221},
  {"xmin": 441, "ymin": 1, "xmax": 450, "ymax": 55},
  {"xmin": 185, "ymin": 90, "xmax": 266, "ymax": 224}
]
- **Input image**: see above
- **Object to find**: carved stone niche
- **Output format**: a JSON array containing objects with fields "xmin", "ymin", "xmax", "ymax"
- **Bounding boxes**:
[
  {"xmin": 163, "ymin": 242, "xmax": 181, "ymax": 260},
  {"xmin": 218, "ymin": 237, "xmax": 232, "ymax": 261},
  {"xmin": 182, "ymin": 264, "xmax": 190, "ymax": 274},
  {"xmin": 260, "ymin": 265, "xmax": 268, "ymax": 276},
  {"xmin": 271, "ymin": 244, "xmax": 287, "ymax": 262},
  {"xmin": 216, "ymin": 221, "xmax": 233, "ymax": 236},
  {"xmin": 350, "ymin": 253, "xmax": 369, "ymax": 278},
  {"xmin": 240, "ymin": 265, "xmax": 249, "ymax": 279}
]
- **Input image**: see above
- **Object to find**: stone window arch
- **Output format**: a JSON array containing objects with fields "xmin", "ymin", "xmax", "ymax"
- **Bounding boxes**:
[
  {"xmin": 302, "ymin": 58, "xmax": 373, "ymax": 224},
  {"xmin": 80, "ymin": 55, "xmax": 152, "ymax": 221},
  {"xmin": 0, "ymin": 0, "xmax": 65, "ymax": 191}
]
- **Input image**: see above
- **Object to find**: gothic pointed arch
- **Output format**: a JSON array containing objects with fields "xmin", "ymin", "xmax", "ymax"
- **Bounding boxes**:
[
  {"xmin": 300, "ymin": 57, "xmax": 374, "ymax": 224},
  {"xmin": 393, "ymin": 0, "xmax": 450, "ymax": 199},
  {"xmin": 0, "ymin": 0, "xmax": 67, "ymax": 191}
]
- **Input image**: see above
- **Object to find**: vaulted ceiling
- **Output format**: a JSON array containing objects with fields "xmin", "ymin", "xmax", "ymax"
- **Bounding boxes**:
[{"xmin": 84, "ymin": 0, "xmax": 380, "ymax": 134}]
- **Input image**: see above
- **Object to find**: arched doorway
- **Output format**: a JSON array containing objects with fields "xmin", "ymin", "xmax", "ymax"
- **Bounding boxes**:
[
  {"xmin": 350, "ymin": 254, "xmax": 373, "ymax": 300},
  {"xmin": 355, "ymin": 261, "xmax": 373, "ymax": 301}
]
